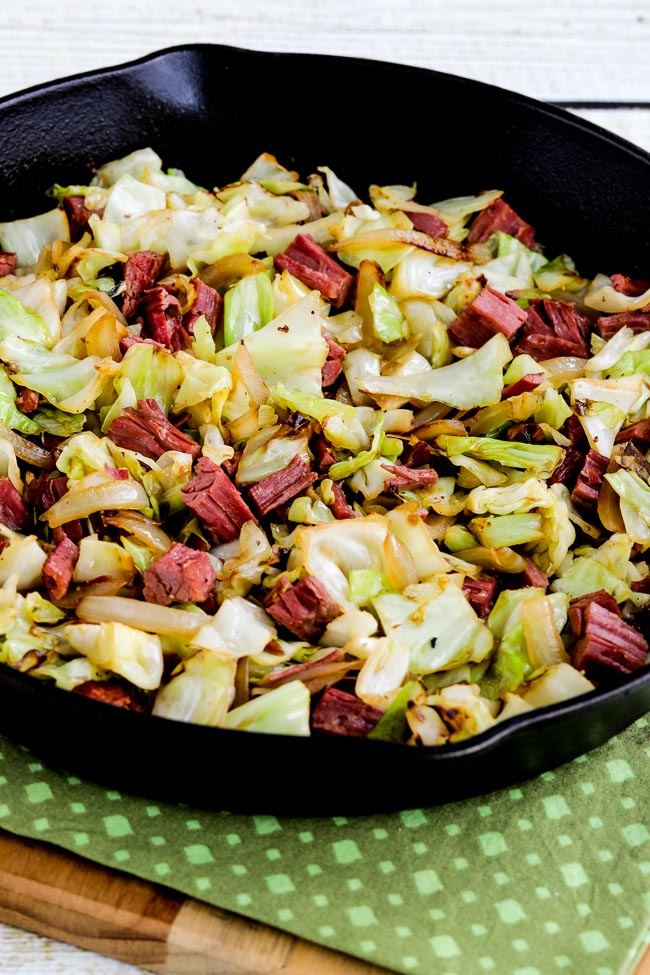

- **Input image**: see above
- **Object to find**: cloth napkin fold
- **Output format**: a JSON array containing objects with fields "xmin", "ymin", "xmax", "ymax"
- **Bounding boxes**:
[{"xmin": 0, "ymin": 717, "xmax": 648, "ymax": 975}]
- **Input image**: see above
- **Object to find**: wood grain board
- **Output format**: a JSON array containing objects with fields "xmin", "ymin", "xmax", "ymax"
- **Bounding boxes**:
[{"xmin": 0, "ymin": 828, "xmax": 647, "ymax": 975}]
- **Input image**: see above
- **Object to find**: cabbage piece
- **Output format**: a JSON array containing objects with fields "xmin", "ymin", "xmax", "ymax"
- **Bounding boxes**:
[
  {"xmin": 327, "ymin": 418, "xmax": 384, "ymax": 480},
  {"xmin": 57, "ymin": 432, "xmax": 117, "ymax": 480},
  {"xmin": 367, "ymin": 680, "xmax": 423, "ymax": 743},
  {"xmin": 64, "ymin": 621, "xmax": 163, "ymax": 690},
  {"xmin": 590, "ymin": 327, "xmax": 650, "ymax": 376},
  {"xmin": 225, "ymin": 680, "xmax": 311, "ymax": 736},
  {"xmin": 0, "ymin": 208, "xmax": 69, "ymax": 266},
  {"xmin": 153, "ymin": 650, "xmax": 236, "ymax": 726},
  {"xmin": 1, "ymin": 276, "xmax": 66, "ymax": 346},
  {"xmin": 115, "ymin": 342, "xmax": 184, "ymax": 415},
  {"xmin": 534, "ymin": 387, "xmax": 572, "ymax": 430},
  {"xmin": 551, "ymin": 532, "xmax": 635, "ymax": 603},
  {"xmin": 173, "ymin": 354, "xmax": 232, "ymax": 413},
  {"xmin": 0, "ymin": 335, "xmax": 115, "ymax": 414},
  {"xmin": 0, "ymin": 366, "xmax": 39, "ymax": 435},
  {"xmin": 359, "ymin": 333, "xmax": 511, "ymax": 409},
  {"xmin": 368, "ymin": 283, "xmax": 407, "ymax": 343},
  {"xmin": 481, "ymin": 235, "xmax": 544, "ymax": 292},
  {"xmin": 348, "ymin": 569, "xmax": 393, "ymax": 606},
  {"xmin": 521, "ymin": 662, "xmax": 595, "ymax": 708},
  {"xmin": 437, "ymin": 435, "xmax": 563, "ymax": 478},
  {"xmin": 385, "ymin": 503, "xmax": 450, "ymax": 578},
  {"xmin": 355, "ymin": 637, "xmax": 410, "ymax": 708},
  {"xmin": 271, "ymin": 384, "xmax": 370, "ymax": 452},
  {"xmin": 31, "ymin": 655, "xmax": 105, "ymax": 691},
  {"xmin": 42, "ymin": 470, "xmax": 151, "ymax": 528},
  {"xmin": 33, "ymin": 404, "xmax": 86, "ymax": 437},
  {"xmin": 428, "ymin": 189, "xmax": 503, "ymax": 238},
  {"xmin": 533, "ymin": 254, "xmax": 587, "ymax": 293},
  {"xmin": 73, "ymin": 537, "xmax": 135, "ymax": 585},
  {"xmin": 467, "ymin": 478, "xmax": 575, "ymax": 574},
  {"xmin": 217, "ymin": 293, "xmax": 328, "ymax": 397},
  {"xmin": 390, "ymin": 251, "xmax": 471, "ymax": 300},
  {"xmin": 426, "ymin": 683, "xmax": 498, "ymax": 741},
  {"xmin": 289, "ymin": 515, "xmax": 417, "ymax": 610},
  {"xmin": 0, "ymin": 530, "xmax": 46, "ymax": 589},
  {"xmin": 223, "ymin": 271, "xmax": 275, "ymax": 346},
  {"xmin": 584, "ymin": 273, "xmax": 650, "ymax": 314},
  {"xmin": 93, "ymin": 147, "xmax": 164, "ymax": 186},
  {"xmin": 0, "ymin": 579, "xmax": 64, "ymax": 667},
  {"xmin": 189, "ymin": 597, "xmax": 276, "ymax": 658},
  {"xmin": 570, "ymin": 376, "xmax": 646, "ymax": 457},
  {"xmin": 0, "ymin": 289, "xmax": 57, "ymax": 348},
  {"xmin": 316, "ymin": 166, "xmax": 360, "ymax": 209},
  {"xmin": 373, "ymin": 578, "xmax": 493, "ymax": 674},
  {"xmin": 469, "ymin": 513, "xmax": 545, "ymax": 548}
]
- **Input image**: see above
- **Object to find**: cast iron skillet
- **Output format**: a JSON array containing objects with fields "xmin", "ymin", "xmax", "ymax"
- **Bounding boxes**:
[{"xmin": 0, "ymin": 44, "xmax": 648, "ymax": 816}]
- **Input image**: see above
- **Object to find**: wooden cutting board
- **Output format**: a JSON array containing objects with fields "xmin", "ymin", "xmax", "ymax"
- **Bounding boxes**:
[{"xmin": 0, "ymin": 829, "xmax": 648, "ymax": 975}]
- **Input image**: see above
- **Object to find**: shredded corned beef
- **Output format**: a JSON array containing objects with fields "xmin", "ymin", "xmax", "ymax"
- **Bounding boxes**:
[
  {"xmin": 561, "ymin": 414, "xmax": 587, "ymax": 446},
  {"xmin": 616, "ymin": 420, "xmax": 650, "ymax": 445},
  {"xmin": 548, "ymin": 447, "xmax": 584, "ymax": 487},
  {"xmin": 142, "ymin": 542, "xmax": 216, "ymax": 606},
  {"xmin": 324, "ymin": 336, "xmax": 347, "ymax": 361},
  {"xmin": 42, "ymin": 536, "xmax": 78, "ymax": 601},
  {"xmin": 264, "ymin": 648, "xmax": 342, "ymax": 688},
  {"xmin": 221, "ymin": 451, "xmax": 242, "ymax": 478},
  {"xmin": 139, "ymin": 286, "xmax": 184, "ymax": 351},
  {"xmin": 328, "ymin": 482, "xmax": 358, "ymax": 519},
  {"xmin": 321, "ymin": 359, "xmax": 342, "ymax": 387},
  {"xmin": 519, "ymin": 558, "xmax": 549, "ymax": 590},
  {"xmin": 569, "ymin": 593, "xmax": 648, "ymax": 678},
  {"xmin": 181, "ymin": 457, "xmax": 256, "ymax": 543},
  {"xmin": 381, "ymin": 463, "xmax": 439, "ymax": 490},
  {"xmin": 184, "ymin": 278, "xmax": 222, "ymax": 335},
  {"xmin": 597, "ymin": 311, "xmax": 650, "ymax": 340},
  {"xmin": 248, "ymin": 454, "xmax": 318, "ymax": 516},
  {"xmin": 264, "ymin": 574, "xmax": 341, "ymax": 642},
  {"xmin": 611, "ymin": 273, "xmax": 650, "ymax": 298},
  {"xmin": 514, "ymin": 298, "xmax": 590, "ymax": 360},
  {"xmin": 312, "ymin": 687, "xmax": 383, "ymax": 737},
  {"xmin": 448, "ymin": 285, "xmax": 527, "ymax": 347},
  {"xmin": 571, "ymin": 449, "xmax": 609, "ymax": 508},
  {"xmin": 462, "ymin": 576, "xmax": 497, "ymax": 617},
  {"xmin": 122, "ymin": 251, "xmax": 165, "ymax": 319},
  {"xmin": 407, "ymin": 211, "xmax": 449, "ymax": 238},
  {"xmin": 402, "ymin": 440, "xmax": 436, "ymax": 468},
  {"xmin": 313, "ymin": 436, "xmax": 337, "ymax": 472},
  {"xmin": 109, "ymin": 399, "xmax": 200, "ymax": 461},
  {"xmin": 0, "ymin": 252, "xmax": 17, "ymax": 276},
  {"xmin": 0, "ymin": 477, "xmax": 29, "ymax": 531},
  {"xmin": 75, "ymin": 680, "xmax": 147, "ymax": 711},
  {"xmin": 27, "ymin": 473, "xmax": 68, "ymax": 512},
  {"xmin": 467, "ymin": 198, "xmax": 536, "ymax": 248},
  {"xmin": 62, "ymin": 196, "xmax": 104, "ymax": 241},
  {"xmin": 119, "ymin": 335, "xmax": 166, "ymax": 354},
  {"xmin": 274, "ymin": 233, "xmax": 354, "ymax": 308},
  {"xmin": 502, "ymin": 372, "xmax": 545, "ymax": 398}
]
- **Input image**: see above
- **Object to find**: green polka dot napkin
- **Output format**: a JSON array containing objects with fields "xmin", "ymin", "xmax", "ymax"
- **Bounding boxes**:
[{"xmin": 1, "ymin": 718, "xmax": 649, "ymax": 975}]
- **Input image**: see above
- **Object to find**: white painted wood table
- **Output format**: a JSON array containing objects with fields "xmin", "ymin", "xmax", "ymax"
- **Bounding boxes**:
[{"xmin": 0, "ymin": 1, "xmax": 649, "ymax": 972}]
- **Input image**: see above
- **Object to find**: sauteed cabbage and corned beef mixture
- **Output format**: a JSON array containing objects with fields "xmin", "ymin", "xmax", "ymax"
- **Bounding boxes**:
[{"xmin": 0, "ymin": 147, "xmax": 647, "ymax": 745}]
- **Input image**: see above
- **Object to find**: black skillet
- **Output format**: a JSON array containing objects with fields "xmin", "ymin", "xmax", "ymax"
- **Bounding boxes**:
[{"xmin": 0, "ymin": 44, "xmax": 648, "ymax": 815}]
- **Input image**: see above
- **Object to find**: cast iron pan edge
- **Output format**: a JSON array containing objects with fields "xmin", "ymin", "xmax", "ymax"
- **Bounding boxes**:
[{"xmin": 0, "ymin": 44, "xmax": 647, "ymax": 815}]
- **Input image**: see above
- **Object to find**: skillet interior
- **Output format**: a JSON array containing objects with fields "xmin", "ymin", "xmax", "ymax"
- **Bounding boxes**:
[{"xmin": 0, "ymin": 44, "xmax": 648, "ymax": 815}]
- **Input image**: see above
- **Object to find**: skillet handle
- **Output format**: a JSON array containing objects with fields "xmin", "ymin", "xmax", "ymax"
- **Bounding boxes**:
[{"xmin": 0, "ymin": 828, "xmax": 391, "ymax": 974}]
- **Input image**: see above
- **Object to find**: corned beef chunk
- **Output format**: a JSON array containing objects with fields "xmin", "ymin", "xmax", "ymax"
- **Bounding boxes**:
[
  {"xmin": 181, "ymin": 457, "xmax": 256, "ymax": 543},
  {"xmin": 274, "ymin": 233, "xmax": 354, "ymax": 308},
  {"xmin": 15, "ymin": 386, "xmax": 39, "ymax": 413},
  {"xmin": 381, "ymin": 463, "xmax": 439, "ymax": 490},
  {"xmin": 221, "ymin": 450, "xmax": 242, "ymax": 478},
  {"xmin": 597, "ymin": 311, "xmax": 650, "ymax": 340},
  {"xmin": 402, "ymin": 439, "xmax": 436, "ymax": 468},
  {"xmin": 611, "ymin": 273, "xmax": 650, "ymax": 298},
  {"xmin": 119, "ymin": 335, "xmax": 166, "ymax": 353},
  {"xmin": 109, "ymin": 399, "xmax": 200, "ymax": 461},
  {"xmin": 467, "ymin": 198, "xmax": 536, "ymax": 248},
  {"xmin": 248, "ymin": 454, "xmax": 318, "ymax": 516},
  {"xmin": 122, "ymin": 251, "xmax": 165, "ymax": 319},
  {"xmin": 324, "ymin": 335, "xmax": 347, "ymax": 361},
  {"xmin": 514, "ymin": 298, "xmax": 590, "ymax": 360},
  {"xmin": 62, "ymin": 196, "xmax": 104, "ymax": 241},
  {"xmin": 407, "ymin": 211, "xmax": 449, "ymax": 238},
  {"xmin": 519, "ymin": 558, "xmax": 549, "ymax": 590},
  {"xmin": 313, "ymin": 436, "xmax": 336, "ymax": 472},
  {"xmin": 502, "ymin": 372, "xmax": 545, "ymax": 398},
  {"xmin": 561, "ymin": 414, "xmax": 587, "ymax": 447},
  {"xmin": 27, "ymin": 472, "xmax": 68, "ymax": 512},
  {"xmin": 571, "ymin": 449, "xmax": 608, "ymax": 508},
  {"xmin": 616, "ymin": 420, "xmax": 650, "ymax": 445},
  {"xmin": 184, "ymin": 278, "xmax": 222, "ymax": 334},
  {"xmin": 0, "ymin": 252, "xmax": 17, "ymax": 276},
  {"xmin": 447, "ymin": 285, "xmax": 526, "ymax": 347},
  {"xmin": 75, "ymin": 680, "xmax": 147, "ymax": 712},
  {"xmin": 142, "ymin": 542, "xmax": 216, "ymax": 606},
  {"xmin": 264, "ymin": 574, "xmax": 340, "ymax": 642},
  {"xmin": 569, "ymin": 593, "xmax": 648, "ymax": 678},
  {"xmin": 312, "ymin": 687, "xmax": 383, "ymax": 737},
  {"xmin": 328, "ymin": 482, "xmax": 358, "ymax": 519},
  {"xmin": 140, "ymin": 286, "xmax": 183, "ymax": 351},
  {"xmin": 462, "ymin": 576, "xmax": 497, "ymax": 618},
  {"xmin": 0, "ymin": 477, "xmax": 29, "ymax": 531},
  {"xmin": 321, "ymin": 358, "xmax": 342, "ymax": 387},
  {"xmin": 548, "ymin": 447, "xmax": 584, "ymax": 487},
  {"xmin": 42, "ymin": 536, "xmax": 78, "ymax": 601}
]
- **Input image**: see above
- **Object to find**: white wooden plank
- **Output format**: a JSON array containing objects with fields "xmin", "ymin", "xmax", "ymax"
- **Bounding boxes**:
[
  {"xmin": 0, "ymin": 922, "xmax": 145, "ymax": 975},
  {"xmin": 0, "ymin": 0, "xmax": 649, "ymax": 101}
]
